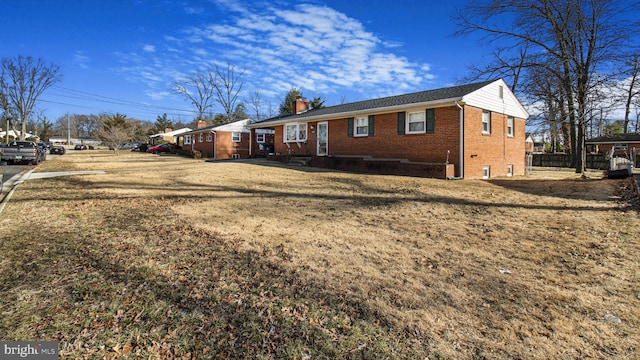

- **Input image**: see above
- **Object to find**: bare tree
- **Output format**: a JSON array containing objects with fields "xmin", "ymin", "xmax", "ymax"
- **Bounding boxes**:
[
  {"xmin": 454, "ymin": 0, "xmax": 640, "ymax": 174},
  {"xmin": 172, "ymin": 71, "xmax": 217, "ymax": 122},
  {"xmin": 214, "ymin": 62, "xmax": 245, "ymax": 122},
  {"xmin": 248, "ymin": 90, "xmax": 264, "ymax": 121},
  {"xmin": 96, "ymin": 113, "xmax": 134, "ymax": 154},
  {"xmin": 0, "ymin": 55, "xmax": 61, "ymax": 140},
  {"xmin": 621, "ymin": 54, "xmax": 640, "ymax": 133}
]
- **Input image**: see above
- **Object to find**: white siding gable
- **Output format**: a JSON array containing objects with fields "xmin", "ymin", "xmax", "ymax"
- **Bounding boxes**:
[{"xmin": 462, "ymin": 79, "xmax": 529, "ymax": 119}]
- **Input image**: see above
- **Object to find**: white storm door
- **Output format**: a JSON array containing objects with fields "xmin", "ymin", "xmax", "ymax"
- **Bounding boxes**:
[{"xmin": 317, "ymin": 122, "xmax": 328, "ymax": 156}]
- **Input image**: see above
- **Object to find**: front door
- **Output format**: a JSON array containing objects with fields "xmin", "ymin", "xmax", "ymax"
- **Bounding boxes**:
[{"xmin": 317, "ymin": 122, "xmax": 328, "ymax": 156}]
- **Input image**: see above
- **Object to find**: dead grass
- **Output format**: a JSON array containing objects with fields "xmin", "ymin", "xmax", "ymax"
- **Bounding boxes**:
[{"xmin": 1, "ymin": 150, "xmax": 639, "ymax": 359}]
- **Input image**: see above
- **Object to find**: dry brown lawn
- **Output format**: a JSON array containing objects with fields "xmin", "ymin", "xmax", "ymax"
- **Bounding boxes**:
[{"xmin": 1, "ymin": 151, "xmax": 638, "ymax": 359}]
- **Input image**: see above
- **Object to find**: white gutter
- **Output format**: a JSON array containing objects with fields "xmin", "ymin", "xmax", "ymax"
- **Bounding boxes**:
[{"xmin": 455, "ymin": 100, "xmax": 464, "ymax": 178}]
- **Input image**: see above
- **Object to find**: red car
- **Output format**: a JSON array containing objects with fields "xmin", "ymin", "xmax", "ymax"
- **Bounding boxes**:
[{"xmin": 147, "ymin": 143, "xmax": 180, "ymax": 154}]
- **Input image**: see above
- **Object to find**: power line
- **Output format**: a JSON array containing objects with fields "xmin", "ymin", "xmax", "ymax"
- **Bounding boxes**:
[{"xmin": 42, "ymin": 86, "xmax": 199, "ymax": 119}]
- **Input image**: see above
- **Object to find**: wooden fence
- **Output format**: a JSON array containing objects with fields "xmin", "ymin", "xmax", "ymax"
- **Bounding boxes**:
[{"xmin": 531, "ymin": 153, "xmax": 640, "ymax": 169}]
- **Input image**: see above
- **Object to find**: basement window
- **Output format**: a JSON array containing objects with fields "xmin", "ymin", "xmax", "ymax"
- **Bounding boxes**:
[
  {"xmin": 284, "ymin": 123, "xmax": 307, "ymax": 143},
  {"xmin": 482, "ymin": 166, "xmax": 491, "ymax": 179},
  {"xmin": 507, "ymin": 164, "xmax": 513, "ymax": 177}
]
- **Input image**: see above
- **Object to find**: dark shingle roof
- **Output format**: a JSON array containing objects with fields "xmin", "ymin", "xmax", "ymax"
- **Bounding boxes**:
[
  {"xmin": 252, "ymin": 80, "xmax": 496, "ymax": 126},
  {"xmin": 586, "ymin": 133, "xmax": 640, "ymax": 143}
]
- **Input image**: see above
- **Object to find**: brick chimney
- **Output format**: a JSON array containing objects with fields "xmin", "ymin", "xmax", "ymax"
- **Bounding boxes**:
[
  {"xmin": 197, "ymin": 120, "xmax": 207, "ymax": 128},
  {"xmin": 164, "ymin": 128, "xmax": 173, "ymax": 133},
  {"xmin": 294, "ymin": 97, "xmax": 309, "ymax": 114}
]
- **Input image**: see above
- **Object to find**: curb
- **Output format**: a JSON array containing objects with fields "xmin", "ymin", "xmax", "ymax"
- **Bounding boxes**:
[{"xmin": 0, "ymin": 169, "xmax": 34, "ymax": 214}]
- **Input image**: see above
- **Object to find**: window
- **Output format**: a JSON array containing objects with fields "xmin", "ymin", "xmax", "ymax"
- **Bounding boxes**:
[
  {"xmin": 198, "ymin": 133, "xmax": 203, "ymax": 143},
  {"xmin": 206, "ymin": 133, "xmax": 212, "ymax": 142},
  {"xmin": 284, "ymin": 123, "xmax": 307, "ymax": 142},
  {"xmin": 232, "ymin": 132, "xmax": 241, "ymax": 142},
  {"xmin": 507, "ymin": 116, "xmax": 514, "ymax": 137},
  {"xmin": 499, "ymin": 85, "xmax": 504, "ymax": 99},
  {"xmin": 407, "ymin": 111, "xmax": 425, "ymax": 134},
  {"xmin": 482, "ymin": 110, "xmax": 491, "ymax": 134},
  {"xmin": 507, "ymin": 164, "xmax": 513, "ymax": 177},
  {"xmin": 482, "ymin": 166, "xmax": 491, "ymax": 179},
  {"xmin": 256, "ymin": 133, "xmax": 265, "ymax": 143},
  {"xmin": 184, "ymin": 135, "xmax": 192, "ymax": 145},
  {"xmin": 354, "ymin": 117, "xmax": 368, "ymax": 136}
]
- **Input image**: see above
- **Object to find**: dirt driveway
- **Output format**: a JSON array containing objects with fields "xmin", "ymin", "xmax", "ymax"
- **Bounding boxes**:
[{"xmin": 1, "ymin": 151, "xmax": 638, "ymax": 359}]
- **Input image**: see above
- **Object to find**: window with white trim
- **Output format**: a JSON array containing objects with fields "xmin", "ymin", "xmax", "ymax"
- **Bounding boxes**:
[
  {"xmin": 507, "ymin": 116, "xmax": 514, "ymax": 137},
  {"xmin": 198, "ymin": 133, "xmax": 203, "ymax": 143},
  {"xmin": 256, "ymin": 133, "xmax": 266, "ymax": 143},
  {"xmin": 206, "ymin": 133, "xmax": 212, "ymax": 142},
  {"xmin": 185, "ymin": 135, "xmax": 192, "ymax": 145},
  {"xmin": 354, "ymin": 116, "xmax": 368, "ymax": 137},
  {"xmin": 232, "ymin": 132, "xmax": 241, "ymax": 142},
  {"xmin": 482, "ymin": 110, "xmax": 491, "ymax": 134},
  {"xmin": 407, "ymin": 111, "xmax": 426, "ymax": 134},
  {"xmin": 507, "ymin": 164, "xmax": 513, "ymax": 177},
  {"xmin": 284, "ymin": 123, "xmax": 307, "ymax": 142},
  {"xmin": 482, "ymin": 166, "xmax": 490, "ymax": 179}
]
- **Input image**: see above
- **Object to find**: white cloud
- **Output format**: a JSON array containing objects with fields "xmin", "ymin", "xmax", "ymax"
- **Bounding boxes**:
[
  {"xmin": 73, "ymin": 51, "xmax": 90, "ymax": 69},
  {"xmin": 113, "ymin": 1, "xmax": 436, "ymax": 107}
]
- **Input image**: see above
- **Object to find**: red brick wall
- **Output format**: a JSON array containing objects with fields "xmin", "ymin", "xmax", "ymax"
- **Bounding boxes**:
[
  {"xmin": 191, "ymin": 132, "xmax": 215, "ymax": 158},
  {"xmin": 272, "ymin": 106, "xmax": 462, "ymax": 170},
  {"xmin": 189, "ymin": 131, "xmax": 250, "ymax": 159},
  {"xmin": 270, "ymin": 104, "xmax": 525, "ymax": 179},
  {"xmin": 463, "ymin": 106, "xmax": 526, "ymax": 179},
  {"xmin": 216, "ymin": 131, "xmax": 250, "ymax": 159}
]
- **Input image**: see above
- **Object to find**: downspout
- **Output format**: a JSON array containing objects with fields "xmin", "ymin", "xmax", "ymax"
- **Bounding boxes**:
[
  {"xmin": 213, "ymin": 131, "xmax": 217, "ymax": 159},
  {"xmin": 249, "ymin": 129, "xmax": 252, "ymax": 157},
  {"xmin": 455, "ymin": 101, "xmax": 464, "ymax": 178}
]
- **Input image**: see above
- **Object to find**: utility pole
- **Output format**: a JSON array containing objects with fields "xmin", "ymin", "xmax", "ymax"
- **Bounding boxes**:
[{"xmin": 66, "ymin": 113, "xmax": 70, "ymax": 145}]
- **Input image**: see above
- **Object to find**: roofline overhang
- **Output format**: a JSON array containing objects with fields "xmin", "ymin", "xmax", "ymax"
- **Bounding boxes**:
[{"xmin": 247, "ymin": 97, "xmax": 466, "ymax": 128}]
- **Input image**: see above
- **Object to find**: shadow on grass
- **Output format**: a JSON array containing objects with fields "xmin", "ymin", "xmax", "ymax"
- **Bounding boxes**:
[
  {"xmin": 14, "ymin": 174, "xmax": 624, "ymax": 213},
  {"xmin": 0, "ymin": 205, "xmax": 434, "ymax": 358}
]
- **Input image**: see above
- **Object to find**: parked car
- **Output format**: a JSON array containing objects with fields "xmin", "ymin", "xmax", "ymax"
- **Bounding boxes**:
[
  {"xmin": 147, "ymin": 143, "xmax": 180, "ymax": 154},
  {"xmin": 119, "ymin": 141, "xmax": 142, "ymax": 151},
  {"xmin": 0, "ymin": 140, "xmax": 46, "ymax": 165},
  {"xmin": 50, "ymin": 146, "xmax": 66, "ymax": 155},
  {"xmin": 74, "ymin": 144, "xmax": 88, "ymax": 150}
]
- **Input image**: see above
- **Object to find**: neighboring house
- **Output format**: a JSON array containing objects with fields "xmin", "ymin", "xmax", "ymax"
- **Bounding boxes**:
[
  {"xmin": 526, "ymin": 135, "xmax": 545, "ymax": 153},
  {"xmin": 148, "ymin": 127, "xmax": 192, "ymax": 145},
  {"xmin": 586, "ymin": 133, "xmax": 640, "ymax": 154},
  {"xmin": 248, "ymin": 79, "xmax": 529, "ymax": 179},
  {"xmin": 178, "ymin": 119, "xmax": 266, "ymax": 160}
]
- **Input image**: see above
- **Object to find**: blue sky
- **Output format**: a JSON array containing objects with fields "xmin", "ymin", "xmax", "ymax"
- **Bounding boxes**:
[{"xmin": 2, "ymin": 0, "xmax": 482, "ymax": 123}]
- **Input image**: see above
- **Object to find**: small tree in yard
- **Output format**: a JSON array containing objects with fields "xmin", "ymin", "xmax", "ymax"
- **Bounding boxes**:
[{"xmin": 97, "ymin": 113, "xmax": 134, "ymax": 154}]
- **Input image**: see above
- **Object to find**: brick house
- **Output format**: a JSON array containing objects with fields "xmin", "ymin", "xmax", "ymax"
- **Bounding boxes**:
[
  {"xmin": 148, "ymin": 127, "xmax": 192, "ymax": 145},
  {"xmin": 179, "ymin": 119, "xmax": 254, "ymax": 159},
  {"xmin": 248, "ymin": 79, "xmax": 529, "ymax": 179},
  {"xmin": 586, "ymin": 133, "xmax": 640, "ymax": 154}
]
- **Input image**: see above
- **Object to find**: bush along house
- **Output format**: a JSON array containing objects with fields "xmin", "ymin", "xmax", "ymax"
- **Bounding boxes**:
[
  {"xmin": 179, "ymin": 118, "xmax": 255, "ymax": 159},
  {"xmin": 248, "ymin": 79, "xmax": 529, "ymax": 179}
]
